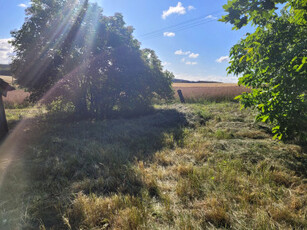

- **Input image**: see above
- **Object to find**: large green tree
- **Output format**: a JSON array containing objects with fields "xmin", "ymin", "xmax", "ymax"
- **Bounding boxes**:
[
  {"xmin": 221, "ymin": 0, "xmax": 307, "ymax": 141},
  {"xmin": 11, "ymin": 0, "xmax": 174, "ymax": 119}
]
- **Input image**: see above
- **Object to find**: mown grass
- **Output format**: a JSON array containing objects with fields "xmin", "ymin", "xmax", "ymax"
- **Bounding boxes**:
[{"xmin": 0, "ymin": 101, "xmax": 306, "ymax": 229}]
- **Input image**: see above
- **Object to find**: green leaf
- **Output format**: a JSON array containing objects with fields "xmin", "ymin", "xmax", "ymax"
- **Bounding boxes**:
[
  {"xmin": 253, "ymin": 42, "xmax": 261, "ymax": 47},
  {"xmin": 239, "ymin": 55, "xmax": 246, "ymax": 63},
  {"xmin": 261, "ymin": 115, "xmax": 269, "ymax": 122},
  {"xmin": 290, "ymin": 56, "xmax": 297, "ymax": 64},
  {"xmin": 273, "ymin": 133, "xmax": 279, "ymax": 140},
  {"xmin": 296, "ymin": 63, "xmax": 305, "ymax": 72}
]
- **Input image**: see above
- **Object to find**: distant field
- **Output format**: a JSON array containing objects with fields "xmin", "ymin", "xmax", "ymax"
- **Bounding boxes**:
[
  {"xmin": 0, "ymin": 75, "xmax": 30, "ymax": 105},
  {"xmin": 0, "ymin": 75, "xmax": 13, "ymax": 84},
  {"xmin": 172, "ymin": 82, "xmax": 251, "ymax": 100},
  {"xmin": 173, "ymin": 83, "xmax": 238, "ymax": 88},
  {"xmin": 0, "ymin": 76, "xmax": 251, "ymax": 105}
]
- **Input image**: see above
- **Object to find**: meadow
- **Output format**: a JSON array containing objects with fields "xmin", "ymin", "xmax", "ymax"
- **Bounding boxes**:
[{"xmin": 0, "ymin": 82, "xmax": 306, "ymax": 229}]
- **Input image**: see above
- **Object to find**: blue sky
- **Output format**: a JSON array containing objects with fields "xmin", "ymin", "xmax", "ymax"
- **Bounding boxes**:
[{"xmin": 0, "ymin": 0, "xmax": 252, "ymax": 82}]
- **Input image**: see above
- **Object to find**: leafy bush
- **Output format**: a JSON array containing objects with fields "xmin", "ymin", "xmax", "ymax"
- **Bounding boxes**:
[{"xmin": 221, "ymin": 0, "xmax": 307, "ymax": 141}]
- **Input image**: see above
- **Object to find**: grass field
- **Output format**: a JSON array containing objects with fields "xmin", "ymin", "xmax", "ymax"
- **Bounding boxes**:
[
  {"xmin": 173, "ymin": 83, "xmax": 251, "ymax": 102},
  {"xmin": 0, "ymin": 101, "xmax": 306, "ymax": 229},
  {"xmin": 0, "ymin": 75, "xmax": 13, "ymax": 84},
  {"xmin": 0, "ymin": 75, "xmax": 30, "ymax": 107}
]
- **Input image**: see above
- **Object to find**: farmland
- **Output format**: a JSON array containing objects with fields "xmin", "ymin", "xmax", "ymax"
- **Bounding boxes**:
[
  {"xmin": 173, "ymin": 83, "xmax": 251, "ymax": 101},
  {"xmin": 0, "ymin": 93, "xmax": 306, "ymax": 229},
  {"xmin": 0, "ymin": 75, "xmax": 30, "ymax": 107},
  {"xmin": 0, "ymin": 75, "xmax": 13, "ymax": 84},
  {"xmin": 0, "ymin": 75, "xmax": 250, "ymax": 106}
]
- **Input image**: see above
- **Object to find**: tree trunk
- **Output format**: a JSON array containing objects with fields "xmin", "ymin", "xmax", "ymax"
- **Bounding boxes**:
[{"xmin": 0, "ymin": 96, "xmax": 8, "ymax": 141}]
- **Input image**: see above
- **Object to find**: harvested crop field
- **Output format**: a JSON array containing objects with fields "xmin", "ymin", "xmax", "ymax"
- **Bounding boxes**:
[
  {"xmin": 3, "ymin": 90, "xmax": 30, "ymax": 105},
  {"xmin": 173, "ymin": 83, "xmax": 251, "ymax": 101},
  {"xmin": 0, "ymin": 75, "xmax": 30, "ymax": 105}
]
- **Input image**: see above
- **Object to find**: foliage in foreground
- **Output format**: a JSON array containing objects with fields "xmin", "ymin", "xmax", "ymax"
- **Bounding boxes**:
[
  {"xmin": 11, "ymin": 0, "xmax": 174, "ymax": 119},
  {"xmin": 1, "ymin": 102, "xmax": 306, "ymax": 229},
  {"xmin": 221, "ymin": 0, "xmax": 307, "ymax": 141}
]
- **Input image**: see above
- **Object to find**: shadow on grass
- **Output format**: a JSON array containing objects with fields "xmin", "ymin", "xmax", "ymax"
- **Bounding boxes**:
[
  {"xmin": 280, "ymin": 146, "xmax": 307, "ymax": 178},
  {"xmin": 0, "ymin": 107, "xmax": 189, "ymax": 228}
]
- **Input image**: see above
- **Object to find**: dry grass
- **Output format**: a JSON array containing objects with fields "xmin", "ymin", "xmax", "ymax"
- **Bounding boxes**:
[
  {"xmin": 65, "ymin": 193, "xmax": 147, "ymax": 229},
  {"xmin": 0, "ymin": 75, "xmax": 13, "ymax": 84},
  {"xmin": 0, "ymin": 75, "xmax": 30, "ymax": 106},
  {"xmin": 173, "ymin": 83, "xmax": 251, "ymax": 101},
  {"xmin": 1, "ymin": 101, "xmax": 306, "ymax": 229},
  {"xmin": 3, "ymin": 90, "xmax": 30, "ymax": 105}
]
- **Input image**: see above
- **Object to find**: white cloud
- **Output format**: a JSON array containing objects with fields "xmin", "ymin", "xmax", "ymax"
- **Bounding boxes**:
[
  {"xmin": 18, "ymin": 3, "xmax": 27, "ymax": 8},
  {"xmin": 175, "ymin": 49, "xmax": 190, "ymax": 55},
  {"xmin": 205, "ymin": 15, "xmax": 218, "ymax": 20},
  {"xmin": 181, "ymin": 58, "xmax": 185, "ymax": 63},
  {"xmin": 163, "ymin": 32, "xmax": 175, "ymax": 37},
  {"xmin": 162, "ymin": 62, "xmax": 171, "ymax": 67},
  {"xmin": 0, "ymin": 38, "xmax": 14, "ymax": 64},
  {"xmin": 188, "ymin": 6, "xmax": 195, "ymax": 11},
  {"xmin": 162, "ymin": 2, "xmax": 186, "ymax": 19},
  {"xmin": 189, "ymin": 53, "xmax": 199, "ymax": 59},
  {"xmin": 216, "ymin": 56, "xmax": 230, "ymax": 63},
  {"xmin": 186, "ymin": 61, "xmax": 197, "ymax": 65},
  {"xmin": 175, "ymin": 50, "xmax": 199, "ymax": 58}
]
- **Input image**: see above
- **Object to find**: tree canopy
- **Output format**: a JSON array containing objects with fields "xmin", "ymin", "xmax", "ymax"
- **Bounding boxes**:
[
  {"xmin": 11, "ymin": 0, "xmax": 174, "ymax": 119},
  {"xmin": 221, "ymin": 0, "xmax": 307, "ymax": 141}
]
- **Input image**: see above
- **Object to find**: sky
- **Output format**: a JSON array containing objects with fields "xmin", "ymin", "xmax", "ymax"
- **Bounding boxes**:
[{"xmin": 0, "ymin": 0, "xmax": 253, "ymax": 83}]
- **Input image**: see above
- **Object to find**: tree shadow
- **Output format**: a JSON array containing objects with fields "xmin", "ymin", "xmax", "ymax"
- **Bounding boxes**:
[
  {"xmin": 0, "ymin": 107, "xmax": 190, "ymax": 229},
  {"xmin": 278, "ymin": 145, "xmax": 307, "ymax": 178}
]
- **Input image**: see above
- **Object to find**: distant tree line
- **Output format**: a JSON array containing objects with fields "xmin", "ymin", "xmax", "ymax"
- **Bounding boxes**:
[
  {"xmin": 0, "ymin": 64, "xmax": 11, "ymax": 76},
  {"xmin": 11, "ymin": 0, "xmax": 174, "ymax": 119},
  {"xmin": 172, "ymin": 79, "xmax": 222, "ymax": 84}
]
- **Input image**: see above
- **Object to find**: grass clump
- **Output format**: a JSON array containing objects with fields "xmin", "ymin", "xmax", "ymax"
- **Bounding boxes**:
[
  {"xmin": 176, "ymin": 168, "xmax": 204, "ymax": 202},
  {"xmin": 197, "ymin": 197, "xmax": 231, "ymax": 228},
  {"xmin": 65, "ymin": 193, "xmax": 146, "ymax": 229},
  {"xmin": 214, "ymin": 129, "xmax": 234, "ymax": 139}
]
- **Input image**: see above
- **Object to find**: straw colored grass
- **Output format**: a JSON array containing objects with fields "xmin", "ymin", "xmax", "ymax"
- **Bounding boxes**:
[
  {"xmin": 0, "ymin": 101, "xmax": 306, "ymax": 229},
  {"xmin": 0, "ymin": 75, "xmax": 30, "ymax": 106},
  {"xmin": 0, "ymin": 75, "xmax": 13, "ymax": 84},
  {"xmin": 173, "ymin": 83, "xmax": 251, "ymax": 101}
]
